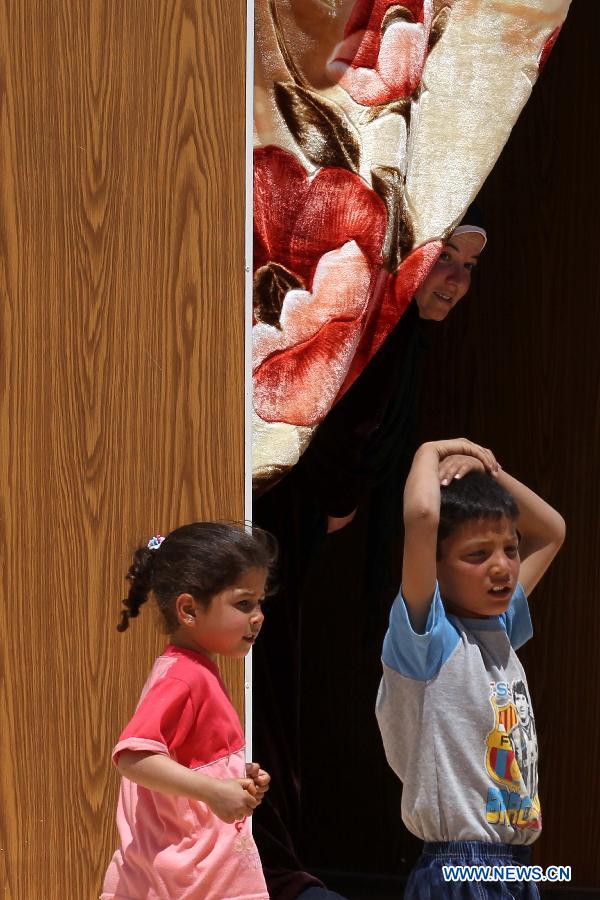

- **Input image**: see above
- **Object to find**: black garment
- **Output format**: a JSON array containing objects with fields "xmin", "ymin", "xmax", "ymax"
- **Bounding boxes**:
[
  {"xmin": 252, "ymin": 464, "xmax": 328, "ymax": 900},
  {"xmin": 253, "ymin": 300, "xmax": 430, "ymax": 897},
  {"xmin": 298, "ymin": 300, "xmax": 426, "ymax": 517}
]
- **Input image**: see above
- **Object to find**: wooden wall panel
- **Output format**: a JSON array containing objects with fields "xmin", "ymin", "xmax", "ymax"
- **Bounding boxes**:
[{"xmin": 0, "ymin": 1, "xmax": 246, "ymax": 897}]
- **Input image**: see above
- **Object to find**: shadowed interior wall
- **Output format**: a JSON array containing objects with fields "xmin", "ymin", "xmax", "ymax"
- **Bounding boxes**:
[
  {"xmin": 0, "ymin": 2, "xmax": 245, "ymax": 897},
  {"xmin": 297, "ymin": 1, "xmax": 600, "ymax": 891},
  {"xmin": 419, "ymin": 1, "xmax": 599, "ymax": 881}
]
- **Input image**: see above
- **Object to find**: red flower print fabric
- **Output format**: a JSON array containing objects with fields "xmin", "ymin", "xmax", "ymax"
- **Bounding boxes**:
[
  {"xmin": 253, "ymin": 0, "xmax": 572, "ymax": 485},
  {"xmin": 328, "ymin": 0, "xmax": 433, "ymax": 106}
]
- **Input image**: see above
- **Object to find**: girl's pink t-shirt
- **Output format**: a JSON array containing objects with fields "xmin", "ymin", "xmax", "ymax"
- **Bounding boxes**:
[{"xmin": 101, "ymin": 646, "xmax": 268, "ymax": 900}]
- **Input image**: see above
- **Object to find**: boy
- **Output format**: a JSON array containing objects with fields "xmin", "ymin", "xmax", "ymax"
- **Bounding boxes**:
[{"xmin": 376, "ymin": 438, "xmax": 565, "ymax": 898}]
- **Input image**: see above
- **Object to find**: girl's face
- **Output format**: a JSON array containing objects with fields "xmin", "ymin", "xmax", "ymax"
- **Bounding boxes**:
[
  {"xmin": 415, "ymin": 231, "xmax": 485, "ymax": 321},
  {"xmin": 172, "ymin": 567, "xmax": 268, "ymax": 660},
  {"xmin": 437, "ymin": 516, "xmax": 520, "ymax": 619}
]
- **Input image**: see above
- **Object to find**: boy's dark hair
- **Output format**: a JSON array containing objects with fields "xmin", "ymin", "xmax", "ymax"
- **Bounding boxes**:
[
  {"xmin": 437, "ymin": 471, "xmax": 519, "ymax": 557},
  {"xmin": 117, "ymin": 521, "xmax": 278, "ymax": 633}
]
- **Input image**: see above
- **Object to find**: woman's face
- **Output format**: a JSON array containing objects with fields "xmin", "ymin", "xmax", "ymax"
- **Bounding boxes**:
[{"xmin": 415, "ymin": 231, "xmax": 485, "ymax": 321}]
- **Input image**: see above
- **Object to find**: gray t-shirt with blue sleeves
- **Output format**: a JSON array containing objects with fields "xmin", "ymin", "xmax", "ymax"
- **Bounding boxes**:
[{"xmin": 376, "ymin": 584, "xmax": 541, "ymax": 845}]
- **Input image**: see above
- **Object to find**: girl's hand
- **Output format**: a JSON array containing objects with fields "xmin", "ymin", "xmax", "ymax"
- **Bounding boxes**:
[
  {"xmin": 439, "ymin": 453, "xmax": 486, "ymax": 485},
  {"xmin": 422, "ymin": 439, "xmax": 499, "ymax": 474},
  {"xmin": 246, "ymin": 762, "xmax": 271, "ymax": 800},
  {"xmin": 203, "ymin": 777, "xmax": 259, "ymax": 824}
]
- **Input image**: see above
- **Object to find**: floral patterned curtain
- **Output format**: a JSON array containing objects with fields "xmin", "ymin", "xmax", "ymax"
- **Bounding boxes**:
[{"xmin": 252, "ymin": 0, "xmax": 569, "ymax": 489}]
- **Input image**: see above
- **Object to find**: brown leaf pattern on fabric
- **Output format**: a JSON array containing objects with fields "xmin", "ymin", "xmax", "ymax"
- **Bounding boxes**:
[
  {"xmin": 254, "ymin": 262, "xmax": 305, "ymax": 329},
  {"xmin": 371, "ymin": 166, "xmax": 414, "ymax": 271},
  {"xmin": 358, "ymin": 97, "xmax": 412, "ymax": 127},
  {"xmin": 268, "ymin": 0, "xmax": 306, "ymax": 87},
  {"xmin": 428, "ymin": 5, "xmax": 451, "ymax": 52},
  {"xmin": 274, "ymin": 81, "xmax": 361, "ymax": 174},
  {"xmin": 382, "ymin": 5, "xmax": 417, "ymax": 29}
]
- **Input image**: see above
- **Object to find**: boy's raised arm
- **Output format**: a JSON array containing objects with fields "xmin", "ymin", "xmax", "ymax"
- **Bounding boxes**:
[
  {"xmin": 495, "ymin": 469, "xmax": 565, "ymax": 595},
  {"xmin": 402, "ymin": 439, "xmax": 498, "ymax": 632},
  {"xmin": 402, "ymin": 444, "xmax": 443, "ymax": 632}
]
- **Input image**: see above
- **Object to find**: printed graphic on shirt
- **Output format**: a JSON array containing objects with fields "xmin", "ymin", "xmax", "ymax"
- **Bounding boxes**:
[{"xmin": 484, "ymin": 681, "xmax": 541, "ymax": 830}]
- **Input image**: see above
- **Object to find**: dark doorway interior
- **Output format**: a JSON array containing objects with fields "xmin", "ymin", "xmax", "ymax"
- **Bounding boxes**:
[{"xmin": 256, "ymin": 2, "xmax": 600, "ymax": 894}]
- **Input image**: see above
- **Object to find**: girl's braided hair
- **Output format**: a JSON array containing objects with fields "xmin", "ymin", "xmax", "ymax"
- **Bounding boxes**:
[{"xmin": 117, "ymin": 521, "xmax": 278, "ymax": 633}]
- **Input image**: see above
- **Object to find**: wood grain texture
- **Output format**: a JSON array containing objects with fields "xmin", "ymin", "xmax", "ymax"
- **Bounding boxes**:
[{"xmin": 0, "ymin": 1, "xmax": 246, "ymax": 896}]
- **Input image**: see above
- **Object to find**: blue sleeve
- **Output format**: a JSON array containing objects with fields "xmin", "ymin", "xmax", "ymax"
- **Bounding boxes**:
[
  {"xmin": 502, "ymin": 584, "xmax": 533, "ymax": 650},
  {"xmin": 382, "ymin": 583, "xmax": 460, "ymax": 681}
]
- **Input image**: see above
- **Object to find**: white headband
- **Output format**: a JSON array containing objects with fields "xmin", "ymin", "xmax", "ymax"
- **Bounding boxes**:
[{"xmin": 450, "ymin": 224, "xmax": 487, "ymax": 250}]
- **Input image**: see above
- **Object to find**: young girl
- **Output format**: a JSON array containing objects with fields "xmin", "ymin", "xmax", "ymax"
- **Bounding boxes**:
[{"xmin": 101, "ymin": 521, "xmax": 278, "ymax": 900}]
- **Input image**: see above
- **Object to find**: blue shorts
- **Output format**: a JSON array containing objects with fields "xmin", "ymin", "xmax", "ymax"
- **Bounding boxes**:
[{"xmin": 404, "ymin": 841, "xmax": 540, "ymax": 899}]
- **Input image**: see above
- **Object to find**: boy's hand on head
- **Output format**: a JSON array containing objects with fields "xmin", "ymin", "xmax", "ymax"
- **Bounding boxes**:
[
  {"xmin": 245, "ymin": 762, "xmax": 271, "ymax": 800},
  {"xmin": 439, "ymin": 453, "xmax": 486, "ymax": 485},
  {"xmin": 403, "ymin": 439, "xmax": 498, "ymax": 633},
  {"xmin": 424, "ymin": 439, "xmax": 499, "ymax": 475},
  {"xmin": 202, "ymin": 777, "xmax": 259, "ymax": 824}
]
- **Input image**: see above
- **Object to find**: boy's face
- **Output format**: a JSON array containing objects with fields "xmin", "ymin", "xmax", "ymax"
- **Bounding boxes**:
[{"xmin": 437, "ymin": 516, "xmax": 520, "ymax": 618}]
